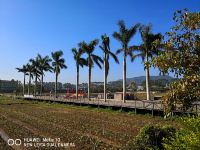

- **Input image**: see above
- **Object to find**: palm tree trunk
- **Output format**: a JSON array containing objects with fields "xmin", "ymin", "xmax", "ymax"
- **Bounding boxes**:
[
  {"xmin": 104, "ymin": 53, "xmax": 107, "ymax": 102},
  {"xmin": 76, "ymin": 64, "xmax": 79, "ymax": 100},
  {"xmin": 34, "ymin": 75, "xmax": 37, "ymax": 97},
  {"xmin": 55, "ymin": 73, "xmax": 58, "ymax": 98},
  {"xmin": 23, "ymin": 73, "xmax": 26, "ymax": 96},
  {"xmin": 145, "ymin": 68, "xmax": 150, "ymax": 100},
  {"xmin": 28, "ymin": 73, "xmax": 31, "ymax": 95},
  {"xmin": 40, "ymin": 73, "xmax": 43, "ymax": 96},
  {"xmin": 123, "ymin": 54, "xmax": 126, "ymax": 103},
  {"xmin": 145, "ymin": 52, "xmax": 150, "ymax": 100},
  {"xmin": 88, "ymin": 66, "xmax": 91, "ymax": 100}
]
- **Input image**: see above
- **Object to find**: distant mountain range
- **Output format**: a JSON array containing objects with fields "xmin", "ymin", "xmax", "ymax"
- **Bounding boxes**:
[
  {"xmin": 59, "ymin": 75, "xmax": 178, "ymax": 88},
  {"xmin": 114, "ymin": 75, "xmax": 178, "ymax": 85}
]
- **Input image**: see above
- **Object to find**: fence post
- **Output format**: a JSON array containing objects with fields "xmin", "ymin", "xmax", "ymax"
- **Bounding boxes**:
[
  {"xmin": 143, "ymin": 101, "xmax": 145, "ymax": 108},
  {"xmin": 98, "ymin": 98, "xmax": 99, "ymax": 109},
  {"xmin": 135, "ymin": 100, "xmax": 137, "ymax": 114},
  {"xmin": 152, "ymin": 102, "xmax": 154, "ymax": 116}
]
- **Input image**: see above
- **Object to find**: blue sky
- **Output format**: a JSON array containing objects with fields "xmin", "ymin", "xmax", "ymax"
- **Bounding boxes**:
[{"xmin": 0, "ymin": 0, "xmax": 199, "ymax": 84}]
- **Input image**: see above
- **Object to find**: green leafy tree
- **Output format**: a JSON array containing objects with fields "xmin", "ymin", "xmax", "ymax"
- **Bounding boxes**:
[
  {"xmin": 16, "ymin": 65, "xmax": 28, "ymax": 95},
  {"xmin": 125, "ymin": 125, "xmax": 175, "ymax": 150},
  {"xmin": 72, "ymin": 47, "xmax": 87, "ymax": 100},
  {"xmin": 152, "ymin": 9, "xmax": 200, "ymax": 114},
  {"xmin": 51, "ymin": 50, "xmax": 67, "ymax": 97},
  {"xmin": 79, "ymin": 40, "xmax": 103, "ymax": 100},
  {"xmin": 100, "ymin": 34, "xmax": 119, "ymax": 102},
  {"xmin": 113, "ymin": 20, "xmax": 139, "ymax": 102},
  {"xmin": 132, "ymin": 24, "xmax": 162, "ymax": 100},
  {"xmin": 164, "ymin": 115, "xmax": 200, "ymax": 150}
]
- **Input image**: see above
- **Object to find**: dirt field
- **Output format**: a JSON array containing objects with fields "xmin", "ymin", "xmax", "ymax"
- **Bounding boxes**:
[{"xmin": 0, "ymin": 95, "xmax": 178, "ymax": 150}]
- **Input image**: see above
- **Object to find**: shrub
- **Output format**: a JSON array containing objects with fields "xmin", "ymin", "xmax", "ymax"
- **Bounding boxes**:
[
  {"xmin": 163, "ymin": 115, "xmax": 200, "ymax": 150},
  {"xmin": 124, "ymin": 125, "xmax": 176, "ymax": 150}
]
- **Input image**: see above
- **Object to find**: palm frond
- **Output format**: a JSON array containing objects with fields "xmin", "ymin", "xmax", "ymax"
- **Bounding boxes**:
[
  {"xmin": 131, "ymin": 53, "xmax": 143, "ymax": 62},
  {"xmin": 52, "ymin": 50, "xmax": 63, "ymax": 61},
  {"xmin": 139, "ymin": 24, "xmax": 152, "ymax": 34},
  {"xmin": 79, "ymin": 58, "xmax": 88, "ymax": 67},
  {"xmin": 99, "ymin": 45, "xmax": 106, "ymax": 53},
  {"xmin": 108, "ymin": 51, "xmax": 119, "ymax": 64},
  {"xmin": 60, "ymin": 63, "xmax": 67, "ymax": 69},
  {"xmin": 51, "ymin": 50, "xmax": 67, "ymax": 74},
  {"xmin": 112, "ymin": 32, "xmax": 122, "ymax": 42},
  {"xmin": 116, "ymin": 48, "xmax": 123, "ymax": 55},
  {"xmin": 118, "ymin": 20, "xmax": 126, "ymax": 34},
  {"xmin": 129, "ymin": 45, "xmax": 141, "ymax": 51},
  {"xmin": 72, "ymin": 48, "xmax": 78, "ymax": 57},
  {"xmin": 127, "ymin": 23, "xmax": 140, "ymax": 43},
  {"xmin": 91, "ymin": 54, "xmax": 103, "ymax": 69}
]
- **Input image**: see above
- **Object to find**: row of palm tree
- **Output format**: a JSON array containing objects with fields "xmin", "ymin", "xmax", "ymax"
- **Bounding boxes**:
[
  {"xmin": 16, "ymin": 51, "xmax": 67, "ymax": 97},
  {"xmin": 112, "ymin": 21, "xmax": 162, "ymax": 101},
  {"xmin": 17, "ymin": 20, "xmax": 162, "ymax": 102}
]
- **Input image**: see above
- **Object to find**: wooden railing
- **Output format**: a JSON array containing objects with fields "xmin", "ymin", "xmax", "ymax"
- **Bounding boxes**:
[{"xmin": 16, "ymin": 95, "xmax": 200, "ymax": 116}]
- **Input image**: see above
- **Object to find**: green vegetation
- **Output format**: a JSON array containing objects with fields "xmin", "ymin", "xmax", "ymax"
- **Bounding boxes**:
[
  {"xmin": 152, "ymin": 9, "xmax": 200, "ymax": 114},
  {"xmin": 125, "ymin": 125, "xmax": 176, "ymax": 150},
  {"xmin": 163, "ymin": 115, "xmax": 200, "ymax": 150},
  {"xmin": 124, "ymin": 115, "xmax": 200, "ymax": 150}
]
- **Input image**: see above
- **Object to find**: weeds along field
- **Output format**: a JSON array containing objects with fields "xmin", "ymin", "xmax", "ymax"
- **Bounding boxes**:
[{"xmin": 0, "ymin": 95, "xmax": 178, "ymax": 150}]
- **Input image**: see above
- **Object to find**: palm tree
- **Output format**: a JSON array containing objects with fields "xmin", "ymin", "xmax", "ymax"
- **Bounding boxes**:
[
  {"xmin": 16, "ymin": 65, "xmax": 28, "ymax": 95},
  {"xmin": 72, "ymin": 47, "xmax": 87, "ymax": 100},
  {"xmin": 99, "ymin": 34, "xmax": 119, "ymax": 102},
  {"xmin": 26, "ymin": 63, "xmax": 34, "ymax": 95},
  {"xmin": 51, "ymin": 50, "xmax": 67, "ymax": 98},
  {"xmin": 79, "ymin": 40, "xmax": 103, "ymax": 100},
  {"xmin": 131, "ymin": 24, "xmax": 162, "ymax": 100},
  {"xmin": 113, "ymin": 20, "xmax": 139, "ymax": 102},
  {"xmin": 30, "ymin": 56, "xmax": 41, "ymax": 96},
  {"xmin": 37, "ymin": 54, "xmax": 52, "ymax": 95}
]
